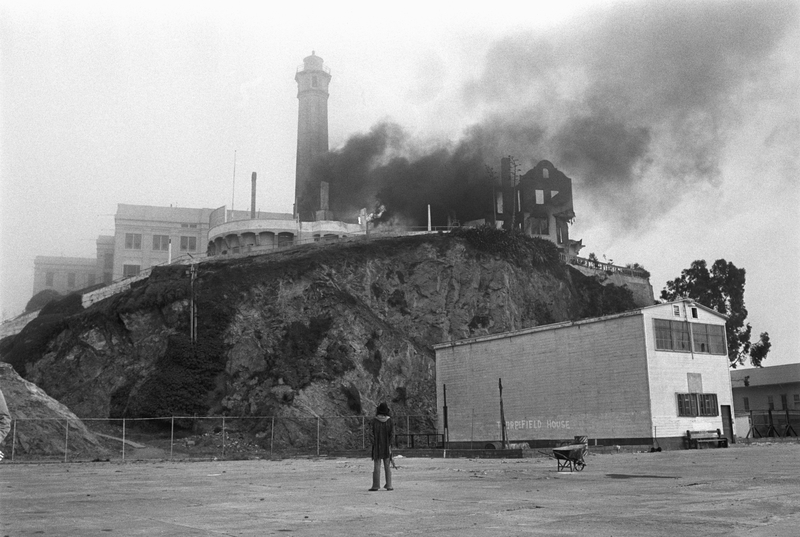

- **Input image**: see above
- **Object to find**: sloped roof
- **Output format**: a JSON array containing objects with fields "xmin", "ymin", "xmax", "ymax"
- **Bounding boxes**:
[{"xmin": 730, "ymin": 363, "xmax": 800, "ymax": 387}]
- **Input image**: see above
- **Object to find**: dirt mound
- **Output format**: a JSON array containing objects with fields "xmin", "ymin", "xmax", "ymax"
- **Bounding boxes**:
[{"xmin": 0, "ymin": 362, "xmax": 108, "ymax": 458}]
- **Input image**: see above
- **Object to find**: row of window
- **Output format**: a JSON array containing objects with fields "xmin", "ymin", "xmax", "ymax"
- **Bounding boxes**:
[
  {"xmin": 677, "ymin": 393, "xmax": 719, "ymax": 417},
  {"xmin": 654, "ymin": 319, "xmax": 726, "ymax": 355},
  {"xmin": 125, "ymin": 233, "xmax": 197, "ymax": 252},
  {"xmin": 742, "ymin": 394, "xmax": 800, "ymax": 412},
  {"xmin": 45, "ymin": 272, "xmax": 111, "ymax": 288}
]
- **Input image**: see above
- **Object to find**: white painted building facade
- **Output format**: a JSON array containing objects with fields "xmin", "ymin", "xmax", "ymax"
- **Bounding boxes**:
[{"xmin": 433, "ymin": 300, "xmax": 734, "ymax": 450}]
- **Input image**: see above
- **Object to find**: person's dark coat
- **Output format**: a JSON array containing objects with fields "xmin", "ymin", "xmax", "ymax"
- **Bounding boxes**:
[{"xmin": 371, "ymin": 414, "xmax": 394, "ymax": 460}]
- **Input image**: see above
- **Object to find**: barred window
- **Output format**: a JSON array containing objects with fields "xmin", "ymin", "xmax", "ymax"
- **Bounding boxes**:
[
  {"xmin": 180, "ymin": 236, "xmax": 197, "ymax": 252},
  {"xmin": 743, "ymin": 397, "xmax": 750, "ymax": 412},
  {"xmin": 125, "ymin": 233, "xmax": 142, "ymax": 249},
  {"xmin": 123, "ymin": 264, "xmax": 140, "ymax": 277},
  {"xmin": 153, "ymin": 235, "xmax": 170, "ymax": 251},
  {"xmin": 677, "ymin": 393, "xmax": 718, "ymax": 417}
]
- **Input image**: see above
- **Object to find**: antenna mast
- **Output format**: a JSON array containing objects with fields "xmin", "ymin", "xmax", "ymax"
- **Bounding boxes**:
[{"xmin": 231, "ymin": 150, "xmax": 237, "ymax": 212}]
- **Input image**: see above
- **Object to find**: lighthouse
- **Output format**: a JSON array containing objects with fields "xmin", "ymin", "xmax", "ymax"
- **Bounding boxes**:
[{"xmin": 294, "ymin": 51, "xmax": 332, "ymax": 221}]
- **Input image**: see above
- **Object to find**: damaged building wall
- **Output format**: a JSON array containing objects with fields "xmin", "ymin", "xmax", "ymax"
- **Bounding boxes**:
[{"xmin": 492, "ymin": 159, "xmax": 582, "ymax": 258}]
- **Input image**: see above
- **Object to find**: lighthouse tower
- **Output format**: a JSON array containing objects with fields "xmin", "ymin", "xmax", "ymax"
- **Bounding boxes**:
[{"xmin": 294, "ymin": 51, "xmax": 332, "ymax": 221}]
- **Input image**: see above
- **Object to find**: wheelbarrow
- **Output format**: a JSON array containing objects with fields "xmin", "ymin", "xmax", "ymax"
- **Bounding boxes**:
[{"xmin": 551, "ymin": 443, "xmax": 588, "ymax": 472}]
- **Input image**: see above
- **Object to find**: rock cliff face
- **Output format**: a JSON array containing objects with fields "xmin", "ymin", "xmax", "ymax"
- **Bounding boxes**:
[{"xmin": 2, "ymin": 230, "xmax": 640, "ymax": 449}]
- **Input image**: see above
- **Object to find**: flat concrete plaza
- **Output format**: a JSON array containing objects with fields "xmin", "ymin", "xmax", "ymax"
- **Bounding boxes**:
[{"xmin": 1, "ymin": 442, "xmax": 799, "ymax": 536}]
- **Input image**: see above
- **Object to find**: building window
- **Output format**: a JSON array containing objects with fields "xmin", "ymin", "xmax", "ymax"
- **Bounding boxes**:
[
  {"xmin": 530, "ymin": 217, "xmax": 549, "ymax": 235},
  {"xmin": 535, "ymin": 190, "xmax": 544, "ymax": 204},
  {"xmin": 767, "ymin": 396, "xmax": 774, "ymax": 410},
  {"xmin": 46, "ymin": 272, "xmax": 54, "ymax": 286},
  {"xmin": 794, "ymin": 394, "xmax": 800, "ymax": 408},
  {"xmin": 87, "ymin": 273, "xmax": 96, "ymax": 287},
  {"xmin": 277, "ymin": 232, "xmax": 294, "ymax": 247},
  {"xmin": 67, "ymin": 273, "xmax": 76, "ymax": 288},
  {"xmin": 654, "ymin": 320, "xmax": 725, "ymax": 355},
  {"xmin": 743, "ymin": 397, "xmax": 750, "ymax": 412},
  {"xmin": 654, "ymin": 319, "xmax": 691, "ymax": 352},
  {"xmin": 691, "ymin": 307, "xmax": 698, "ymax": 319},
  {"xmin": 677, "ymin": 393, "xmax": 718, "ymax": 417},
  {"xmin": 542, "ymin": 168, "xmax": 549, "ymax": 179},
  {"xmin": 180, "ymin": 236, "xmax": 197, "ymax": 252},
  {"xmin": 672, "ymin": 305, "xmax": 681, "ymax": 316},
  {"xmin": 780, "ymin": 394, "xmax": 787, "ymax": 410},
  {"xmin": 153, "ymin": 235, "xmax": 170, "ymax": 251},
  {"xmin": 123, "ymin": 264, "xmax": 140, "ymax": 277},
  {"xmin": 125, "ymin": 233, "xmax": 142, "ymax": 249},
  {"xmin": 690, "ymin": 323, "xmax": 727, "ymax": 355}
]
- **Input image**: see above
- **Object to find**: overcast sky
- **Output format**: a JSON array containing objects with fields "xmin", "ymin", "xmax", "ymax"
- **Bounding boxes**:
[{"xmin": 1, "ymin": 1, "xmax": 798, "ymax": 367}]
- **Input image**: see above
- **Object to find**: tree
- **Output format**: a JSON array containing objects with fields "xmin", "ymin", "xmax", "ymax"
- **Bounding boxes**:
[
  {"xmin": 25, "ymin": 289, "xmax": 62, "ymax": 313},
  {"xmin": 661, "ymin": 259, "xmax": 770, "ymax": 368}
]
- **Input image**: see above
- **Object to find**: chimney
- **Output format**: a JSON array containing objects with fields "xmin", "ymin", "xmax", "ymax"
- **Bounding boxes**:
[{"xmin": 251, "ymin": 172, "xmax": 257, "ymax": 219}]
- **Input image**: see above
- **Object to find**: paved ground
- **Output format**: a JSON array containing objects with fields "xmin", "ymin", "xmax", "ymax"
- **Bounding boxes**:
[{"xmin": 1, "ymin": 442, "xmax": 799, "ymax": 536}]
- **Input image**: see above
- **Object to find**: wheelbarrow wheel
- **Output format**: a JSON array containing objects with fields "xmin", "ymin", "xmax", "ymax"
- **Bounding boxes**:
[{"xmin": 573, "ymin": 461, "xmax": 585, "ymax": 471}]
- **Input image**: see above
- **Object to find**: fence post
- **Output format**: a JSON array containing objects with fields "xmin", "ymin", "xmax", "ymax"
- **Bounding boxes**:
[
  {"xmin": 316, "ymin": 416, "xmax": 320, "ymax": 457},
  {"xmin": 170, "ymin": 416, "xmax": 174, "ymax": 460},
  {"xmin": 222, "ymin": 416, "xmax": 226, "ymax": 459},
  {"xmin": 122, "ymin": 418, "xmax": 126, "ymax": 461},
  {"xmin": 11, "ymin": 419, "xmax": 16, "ymax": 461},
  {"xmin": 270, "ymin": 416, "xmax": 275, "ymax": 459},
  {"xmin": 64, "ymin": 419, "xmax": 69, "ymax": 463}
]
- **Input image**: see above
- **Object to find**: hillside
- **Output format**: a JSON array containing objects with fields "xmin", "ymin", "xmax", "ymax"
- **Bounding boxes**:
[{"xmin": 1, "ymin": 229, "xmax": 640, "ymax": 450}]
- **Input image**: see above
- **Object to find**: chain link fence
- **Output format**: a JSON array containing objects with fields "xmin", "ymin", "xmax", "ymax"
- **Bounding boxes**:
[{"xmin": 3, "ymin": 414, "xmax": 440, "ymax": 463}]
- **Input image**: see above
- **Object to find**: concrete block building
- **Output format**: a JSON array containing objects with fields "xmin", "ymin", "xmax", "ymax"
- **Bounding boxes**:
[
  {"xmin": 32, "ymin": 256, "xmax": 99, "ymax": 297},
  {"xmin": 113, "ymin": 204, "xmax": 214, "ymax": 279},
  {"xmin": 433, "ymin": 300, "xmax": 734, "ymax": 450}
]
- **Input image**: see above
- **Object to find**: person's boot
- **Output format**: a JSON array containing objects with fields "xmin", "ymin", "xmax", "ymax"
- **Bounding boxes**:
[
  {"xmin": 384, "ymin": 462, "xmax": 393, "ymax": 490},
  {"xmin": 370, "ymin": 460, "xmax": 380, "ymax": 491}
]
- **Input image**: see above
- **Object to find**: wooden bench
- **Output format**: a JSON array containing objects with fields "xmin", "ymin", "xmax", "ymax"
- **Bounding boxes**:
[{"xmin": 686, "ymin": 429, "xmax": 729, "ymax": 449}]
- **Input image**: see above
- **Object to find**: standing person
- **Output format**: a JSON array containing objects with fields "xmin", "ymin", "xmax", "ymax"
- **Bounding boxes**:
[
  {"xmin": 0, "ymin": 388, "xmax": 11, "ymax": 462},
  {"xmin": 369, "ymin": 402, "xmax": 394, "ymax": 491}
]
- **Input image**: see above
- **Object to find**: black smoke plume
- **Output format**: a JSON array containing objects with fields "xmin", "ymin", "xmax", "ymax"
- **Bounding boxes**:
[{"xmin": 315, "ymin": 0, "xmax": 798, "ymax": 231}]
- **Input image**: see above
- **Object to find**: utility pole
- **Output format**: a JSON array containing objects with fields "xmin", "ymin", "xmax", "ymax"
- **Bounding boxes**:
[
  {"xmin": 189, "ymin": 264, "xmax": 197, "ymax": 343},
  {"xmin": 507, "ymin": 156, "xmax": 520, "ymax": 231},
  {"xmin": 499, "ymin": 378, "xmax": 508, "ymax": 449}
]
